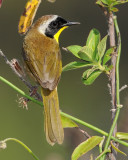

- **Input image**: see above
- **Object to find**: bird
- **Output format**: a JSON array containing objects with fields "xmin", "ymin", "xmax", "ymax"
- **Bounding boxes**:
[{"xmin": 22, "ymin": 15, "xmax": 80, "ymax": 145}]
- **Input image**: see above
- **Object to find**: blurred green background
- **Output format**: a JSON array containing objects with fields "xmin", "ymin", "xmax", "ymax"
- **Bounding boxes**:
[{"xmin": 0, "ymin": 0, "xmax": 128, "ymax": 159}]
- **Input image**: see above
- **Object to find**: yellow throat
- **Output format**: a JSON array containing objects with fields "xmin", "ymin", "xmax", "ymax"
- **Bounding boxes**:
[{"xmin": 54, "ymin": 26, "xmax": 68, "ymax": 43}]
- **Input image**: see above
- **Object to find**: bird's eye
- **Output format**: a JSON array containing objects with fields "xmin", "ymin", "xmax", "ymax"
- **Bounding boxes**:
[{"xmin": 51, "ymin": 21, "xmax": 58, "ymax": 27}]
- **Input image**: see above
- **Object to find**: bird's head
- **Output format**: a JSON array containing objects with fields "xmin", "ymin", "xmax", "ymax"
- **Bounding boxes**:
[{"xmin": 35, "ymin": 15, "xmax": 80, "ymax": 43}]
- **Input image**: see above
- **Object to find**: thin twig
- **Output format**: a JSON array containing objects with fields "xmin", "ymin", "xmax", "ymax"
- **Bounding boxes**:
[
  {"xmin": 104, "ymin": 11, "xmax": 118, "ymax": 159},
  {"xmin": 97, "ymin": 3, "xmax": 119, "ymax": 159},
  {"xmin": 78, "ymin": 128, "xmax": 91, "ymax": 138},
  {"xmin": 108, "ymin": 12, "xmax": 117, "ymax": 133},
  {"xmin": 0, "ymin": 50, "xmax": 42, "ymax": 102},
  {"xmin": 96, "ymin": 0, "xmax": 108, "ymax": 17},
  {"xmin": 119, "ymin": 85, "xmax": 128, "ymax": 92},
  {"xmin": 1, "ymin": 138, "xmax": 39, "ymax": 160},
  {"xmin": 102, "ymin": 15, "xmax": 122, "ymax": 160},
  {"xmin": 96, "ymin": 7, "xmax": 118, "ymax": 146}
]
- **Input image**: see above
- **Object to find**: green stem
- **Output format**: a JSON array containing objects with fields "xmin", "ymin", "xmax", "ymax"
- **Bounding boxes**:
[
  {"xmin": 60, "ymin": 112, "xmax": 128, "ymax": 146},
  {"xmin": 0, "ymin": 76, "xmax": 43, "ymax": 106},
  {"xmin": 114, "ymin": 15, "xmax": 121, "ymax": 106},
  {"xmin": 99, "ymin": 147, "xmax": 103, "ymax": 160},
  {"xmin": 3, "ymin": 138, "xmax": 39, "ymax": 160},
  {"xmin": 61, "ymin": 112, "xmax": 106, "ymax": 135},
  {"xmin": 102, "ymin": 15, "xmax": 121, "ymax": 159},
  {"xmin": 1, "ymin": 76, "xmax": 128, "ymax": 148},
  {"xmin": 99, "ymin": 137, "xmax": 105, "ymax": 160},
  {"xmin": 96, "ymin": 148, "xmax": 111, "ymax": 160}
]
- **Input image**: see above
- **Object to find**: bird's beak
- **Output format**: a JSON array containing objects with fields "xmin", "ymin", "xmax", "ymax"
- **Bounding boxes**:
[{"xmin": 62, "ymin": 21, "xmax": 80, "ymax": 27}]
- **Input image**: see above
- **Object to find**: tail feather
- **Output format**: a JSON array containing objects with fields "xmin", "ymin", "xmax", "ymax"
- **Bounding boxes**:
[
  {"xmin": 44, "ymin": 104, "xmax": 56, "ymax": 145},
  {"xmin": 41, "ymin": 87, "xmax": 64, "ymax": 145}
]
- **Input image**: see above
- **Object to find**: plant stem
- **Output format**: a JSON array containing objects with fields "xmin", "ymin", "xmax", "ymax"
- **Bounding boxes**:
[
  {"xmin": 61, "ymin": 112, "xmax": 106, "ymax": 135},
  {"xmin": 114, "ymin": 15, "xmax": 121, "ymax": 111},
  {"xmin": 60, "ymin": 112, "xmax": 128, "ymax": 146},
  {"xmin": 3, "ymin": 138, "xmax": 39, "ymax": 160},
  {"xmin": 107, "ymin": 13, "xmax": 117, "ymax": 159},
  {"xmin": 0, "ymin": 76, "xmax": 43, "ymax": 106},
  {"xmin": 99, "ymin": 137, "xmax": 105, "ymax": 160},
  {"xmin": 96, "ymin": 148, "xmax": 111, "ymax": 160},
  {"xmin": 109, "ymin": 11, "xmax": 117, "ymax": 137},
  {"xmin": 102, "ymin": 15, "xmax": 121, "ymax": 160},
  {"xmin": 1, "ymin": 76, "xmax": 128, "ymax": 147},
  {"xmin": 99, "ymin": 147, "xmax": 104, "ymax": 160}
]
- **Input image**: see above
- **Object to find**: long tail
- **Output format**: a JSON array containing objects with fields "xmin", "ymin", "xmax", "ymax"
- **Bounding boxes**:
[{"xmin": 41, "ymin": 87, "xmax": 64, "ymax": 146}]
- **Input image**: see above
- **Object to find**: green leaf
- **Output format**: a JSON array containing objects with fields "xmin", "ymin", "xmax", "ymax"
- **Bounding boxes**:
[
  {"xmin": 62, "ymin": 61, "xmax": 92, "ymax": 72},
  {"xmin": 82, "ymin": 69, "xmax": 90, "ymax": 80},
  {"xmin": 103, "ymin": 48, "xmax": 114, "ymax": 65},
  {"xmin": 101, "ymin": 0, "xmax": 115, "ymax": 5},
  {"xmin": 71, "ymin": 136, "xmax": 103, "ymax": 160},
  {"xmin": 111, "ymin": 7, "xmax": 119, "ymax": 12},
  {"xmin": 113, "ymin": 0, "xmax": 128, "ymax": 6},
  {"xmin": 97, "ymin": 35, "xmax": 108, "ymax": 61},
  {"xmin": 111, "ymin": 141, "xmax": 127, "ymax": 156},
  {"xmin": 100, "ymin": 0, "xmax": 109, "ymax": 4},
  {"xmin": 82, "ymin": 70, "xmax": 102, "ymax": 85},
  {"xmin": 97, "ymin": 0, "xmax": 128, "ymax": 6},
  {"xmin": 82, "ymin": 68, "xmax": 97, "ymax": 79},
  {"xmin": 96, "ymin": 0, "xmax": 106, "ymax": 6},
  {"xmin": 78, "ymin": 46, "xmax": 94, "ymax": 61},
  {"xmin": 105, "ymin": 65, "xmax": 113, "ymax": 72},
  {"xmin": 116, "ymin": 132, "xmax": 128, "ymax": 140},
  {"xmin": 67, "ymin": 45, "xmax": 82, "ymax": 59},
  {"xmin": 86, "ymin": 29, "xmax": 100, "ymax": 58},
  {"xmin": 61, "ymin": 115, "xmax": 78, "ymax": 128}
]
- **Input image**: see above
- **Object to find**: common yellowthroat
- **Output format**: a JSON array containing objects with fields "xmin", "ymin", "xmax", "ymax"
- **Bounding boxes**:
[{"xmin": 22, "ymin": 15, "xmax": 79, "ymax": 145}]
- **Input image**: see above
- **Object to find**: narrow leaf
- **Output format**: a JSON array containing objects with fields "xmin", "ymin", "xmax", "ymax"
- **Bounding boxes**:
[
  {"xmin": 103, "ymin": 47, "xmax": 114, "ymax": 65},
  {"xmin": 61, "ymin": 115, "xmax": 78, "ymax": 128},
  {"xmin": 113, "ymin": 0, "xmax": 128, "ymax": 6},
  {"xmin": 72, "ymin": 136, "xmax": 103, "ymax": 160},
  {"xmin": 105, "ymin": 65, "xmax": 113, "ymax": 73},
  {"xmin": 86, "ymin": 29, "xmax": 100, "ymax": 59},
  {"xmin": 111, "ymin": 141, "xmax": 127, "ymax": 156},
  {"xmin": 62, "ymin": 61, "xmax": 92, "ymax": 72},
  {"xmin": 82, "ymin": 70, "xmax": 102, "ymax": 85},
  {"xmin": 86, "ymin": 29, "xmax": 100, "ymax": 50},
  {"xmin": 96, "ymin": 0, "xmax": 106, "ymax": 6},
  {"xmin": 82, "ymin": 68, "xmax": 97, "ymax": 79},
  {"xmin": 101, "ymin": 0, "xmax": 109, "ymax": 4},
  {"xmin": 101, "ymin": 0, "xmax": 112, "ymax": 5},
  {"xmin": 78, "ymin": 46, "xmax": 94, "ymax": 61},
  {"xmin": 67, "ymin": 45, "xmax": 82, "ymax": 59},
  {"xmin": 116, "ymin": 132, "xmax": 128, "ymax": 140},
  {"xmin": 111, "ymin": 7, "xmax": 119, "ymax": 12},
  {"xmin": 82, "ymin": 69, "xmax": 90, "ymax": 81},
  {"xmin": 97, "ymin": 35, "xmax": 108, "ymax": 61}
]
